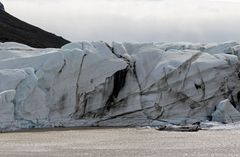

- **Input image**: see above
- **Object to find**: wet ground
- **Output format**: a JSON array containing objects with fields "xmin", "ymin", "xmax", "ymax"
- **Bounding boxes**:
[{"xmin": 0, "ymin": 128, "xmax": 239, "ymax": 157}]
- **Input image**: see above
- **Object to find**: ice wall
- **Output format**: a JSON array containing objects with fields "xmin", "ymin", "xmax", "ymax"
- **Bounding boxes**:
[{"xmin": 0, "ymin": 41, "xmax": 240, "ymax": 131}]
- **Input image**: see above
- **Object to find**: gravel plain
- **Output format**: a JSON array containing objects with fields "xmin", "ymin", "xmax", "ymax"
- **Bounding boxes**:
[{"xmin": 0, "ymin": 128, "xmax": 240, "ymax": 157}]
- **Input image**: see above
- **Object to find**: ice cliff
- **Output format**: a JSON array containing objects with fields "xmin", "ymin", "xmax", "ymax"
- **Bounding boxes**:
[{"xmin": 1, "ymin": 41, "xmax": 240, "ymax": 131}]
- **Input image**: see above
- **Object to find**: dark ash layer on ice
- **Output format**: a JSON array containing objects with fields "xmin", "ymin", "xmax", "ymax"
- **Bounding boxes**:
[{"xmin": 0, "ymin": 41, "xmax": 240, "ymax": 131}]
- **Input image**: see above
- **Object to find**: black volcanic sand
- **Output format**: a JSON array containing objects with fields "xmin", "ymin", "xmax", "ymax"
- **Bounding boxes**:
[{"xmin": 0, "ymin": 10, "xmax": 70, "ymax": 48}]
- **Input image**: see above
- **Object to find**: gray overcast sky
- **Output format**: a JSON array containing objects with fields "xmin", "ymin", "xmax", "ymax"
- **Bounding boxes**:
[{"xmin": 1, "ymin": 0, "xmax": 240, "ymax": 43}]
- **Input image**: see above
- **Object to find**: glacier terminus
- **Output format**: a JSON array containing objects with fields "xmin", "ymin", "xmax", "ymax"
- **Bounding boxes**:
[{"xmin": 0, "ymin": 41, "xmax": 240, "ymax": 131}]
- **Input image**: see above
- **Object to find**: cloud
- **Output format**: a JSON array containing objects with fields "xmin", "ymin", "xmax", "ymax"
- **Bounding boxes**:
[{"xmin": 1, "ymin": 0, "xmax": 240, "ymax": 43}]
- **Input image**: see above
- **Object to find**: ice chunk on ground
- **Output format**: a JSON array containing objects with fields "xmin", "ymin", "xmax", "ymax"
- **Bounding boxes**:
[{"xmin": 212, "ymin": 99, "xmax": 240, "ymax": 123}]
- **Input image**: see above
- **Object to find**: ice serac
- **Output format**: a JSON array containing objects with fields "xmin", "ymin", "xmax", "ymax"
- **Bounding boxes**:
[
  {"xmin": 212, "ymin": 99, "xmax": 240, "ymax": 123},
  {"xmin": 0, "ymin": 41, "xmax": 240, "ymax": 131}
]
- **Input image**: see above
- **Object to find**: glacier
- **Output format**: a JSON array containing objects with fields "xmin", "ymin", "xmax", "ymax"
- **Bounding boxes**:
[{"xmin": 0, "ymin": 41, "xmax": 240, "ymax": 131}]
